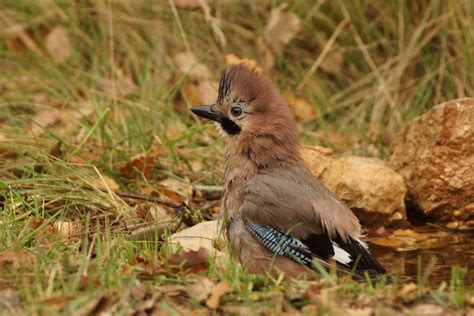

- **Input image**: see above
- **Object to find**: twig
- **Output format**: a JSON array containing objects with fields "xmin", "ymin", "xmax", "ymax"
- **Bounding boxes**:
[{"xmin": 102, "ymin": 189, "xmax": 181, "ymax": 209}]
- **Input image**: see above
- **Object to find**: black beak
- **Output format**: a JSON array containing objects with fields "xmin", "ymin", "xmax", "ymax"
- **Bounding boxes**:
[{"xmin": 190, "ymin": 105, "xmax": 224, "ymax": 123}]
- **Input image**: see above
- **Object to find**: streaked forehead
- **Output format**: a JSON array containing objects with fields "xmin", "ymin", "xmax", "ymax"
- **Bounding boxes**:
[{"xmin": 217, "ymin": 68, "xmax": 232, "ymax": 104}]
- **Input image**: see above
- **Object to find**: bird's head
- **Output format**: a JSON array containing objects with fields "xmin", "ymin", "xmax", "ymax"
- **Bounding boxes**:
[{"xmin": 191, "ymin": 64, "xmax": 295, "ymax": 138}]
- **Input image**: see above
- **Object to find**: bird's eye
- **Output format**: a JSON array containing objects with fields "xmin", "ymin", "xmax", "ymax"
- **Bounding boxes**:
[{"xmin": 230, "ymin": 107, "xmax": 242, "ymax": 117}]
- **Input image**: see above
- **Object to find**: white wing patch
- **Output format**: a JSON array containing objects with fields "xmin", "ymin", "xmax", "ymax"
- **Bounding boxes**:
[
  {"xmin": 332, "ymin": 242, "xmax": 352, "ymax": 265},
  {"xmin": 353, "ymin": 237, "xmax": 369, "ymax": 250}
]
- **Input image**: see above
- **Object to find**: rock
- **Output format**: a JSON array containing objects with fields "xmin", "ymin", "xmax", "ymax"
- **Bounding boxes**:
[
  {"xmin": 168, "ymin": 220, "xmax": 228, "ymax": 268},
  {"xmin": 389, "ymin": 98, "xmax": 474, "ymax": 230},
  {"xmin": 302, "ymin": 146, "xmax": 407, "ymax": 226}
]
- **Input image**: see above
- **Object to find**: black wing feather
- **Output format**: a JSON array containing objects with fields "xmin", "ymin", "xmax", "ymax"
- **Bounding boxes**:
[{"xmin": 331, "ymin": 235, "xmax": 386, "ymax": 273}]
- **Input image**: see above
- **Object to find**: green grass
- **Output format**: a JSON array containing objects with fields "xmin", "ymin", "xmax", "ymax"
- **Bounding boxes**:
[{"xmin": 0, "ymin": 0, "xmax": 473, "ymax": 314}]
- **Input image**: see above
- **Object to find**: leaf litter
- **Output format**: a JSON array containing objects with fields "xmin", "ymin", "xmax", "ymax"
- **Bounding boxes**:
[
  {"xmin": 1, "ymin": 3, "xmax": 473, "ymax": 314},
  {"xmin": 264, "ymin": 4, "xmax": 301, "ymax": 52}
]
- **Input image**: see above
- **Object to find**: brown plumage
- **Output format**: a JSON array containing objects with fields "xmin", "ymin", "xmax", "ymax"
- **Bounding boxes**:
[{"xmin": 191, "ymin": 64, "xmax": 386, "ymax": 280}]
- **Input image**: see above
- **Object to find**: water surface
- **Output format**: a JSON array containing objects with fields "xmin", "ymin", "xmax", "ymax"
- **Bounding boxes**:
[{"xmin": 369, "ymin": 228, "xmax": 474, "ymax": 286}]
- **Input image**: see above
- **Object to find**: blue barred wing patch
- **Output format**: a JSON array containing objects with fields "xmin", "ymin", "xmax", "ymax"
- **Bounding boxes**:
[{"xmin": 248, "ymin": 223, "xmax": 313, "ymax": 266}]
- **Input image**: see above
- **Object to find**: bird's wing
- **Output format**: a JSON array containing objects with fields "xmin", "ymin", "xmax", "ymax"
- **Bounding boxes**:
[
  {"xmin": 240, "ymin": 165, "xmax": 386, "ymax": 274},
  {"xmin": 248, "ymin": 223, "xmax": 386, "ymax": 277},
  {"xmin": 240, "ymin": 164, "xmax": 361, "ymax": 239}
]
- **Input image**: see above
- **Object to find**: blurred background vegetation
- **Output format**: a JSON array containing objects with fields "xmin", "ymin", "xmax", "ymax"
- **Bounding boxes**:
[
  {"xmin": 1, "ymin": 1, "xmax": 473, "ymax": 161},
  {"xmin": 0, "ymin": 1, "xmax": 473, "ymax": 313}
]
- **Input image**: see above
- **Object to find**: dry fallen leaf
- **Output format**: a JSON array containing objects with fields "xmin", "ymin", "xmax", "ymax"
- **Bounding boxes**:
[
  {"xmin": 132, "ymin": 292, "xmax": 160, "ymax": 314},
  {"xmin": 41, "ymin": 294, "xmax": 72, "ymax": 309},
  {"xmin": 45, "ymin": 25, "xmax": 72, "ymax": 64},
  {"xmin": 119, "ymin": 149, "xmax": 161, "ymax": 179},
  {"xmin": 345, "ymin": 308, "xmax": 375, "ymax": 316},
  {"xmin": 0, "ymin": 134, "xmax": 17, "ymax": 159},
  {"xmin": 186, "ymin": 277, "xmax": 214, "ymax": 302},
  {"xmin": 191, "ymin": 160, "xmax": 203, "ymax": 173},
  {"xmin": 168, "ymin": 248, "xmax": 209, "ymax": 273},
  {"xmin": 174, "ymin": 52, "xmax": 212, "ymax": 81},
  {"xmin": 397, "ymin": 282, "xmax": 417, "ymax": 297},
  {"xmin": 198, "ymin": 80, "xmax": 218, "ymax": 105},
  {"xmin": 53, "ymin": 220, "xmax": 83, "ymax": 243},
  {"xmin": 29, "ymin": 108, "xmax": 64, "ymax": 136},
  {"xmin": 285, "ymin": 92, "xmax": 317, "ymax": 121},
  {"xmin": 159, "ymin": 177, "xmax": 193, "ymax": 203},
  {"xmin": 5, "ymin": 23, "xmax": 47, "ymax": 55},
  {"xmin": 169, "ymin": 220, "xmax": 228, "ymax": 270},
  {"xmin": 206, "ymin": 280, "xmax": 229, "ymax": 310},
  {"xmin": 180, "ymin": 82, "xmax": 205, "ymax": 108},
  {"xmin": 0, "ymin": 287, "xmax": 21, "ymax": 311},
  {"xmin": 169, "ymin": 220, "xmax": 224, "ymax": 252},
  {"xmin": 256, "ymin": 36, "xmax": 275, "ymax": 70},
  {"xmin": 414, "ymin": 304, "xmax": 444, "ymax": 316},
  {"xmin": 264, "ymin": 4, "xmax": 301, "ymax": 51},
  {"xmin": 320, "ymin": 51, "xmax": 344, "ymax": 74},
  {"xmin": 174, "ymin": 52, "xmax": 217, "ymax": 106},
  {"xmin": 91, "ymin": 174, "xmax": 120, "ymax": 191},
  {"xmin": 148, "ymin": 204, "xmax": 172, "ymax": 223},
  {"xmin": 0, "ymin": 251, "xmax": 35, "ymax": 274},
  {"xmin": 225, "ymin": 54, "xmax": 262, "ymax": 73},
  {"xmin": 97, "ymin": 69, "xmax": 137, "ymax": 98},
  {"xmin": 173, "ymin": 0, "xmax": 213, "ymax": 10}
]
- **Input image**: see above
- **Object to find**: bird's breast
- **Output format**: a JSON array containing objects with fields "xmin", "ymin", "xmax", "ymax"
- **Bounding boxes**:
[{"xmin": 221, "ymin": 153, "xmax": 258, "ymax": 238}]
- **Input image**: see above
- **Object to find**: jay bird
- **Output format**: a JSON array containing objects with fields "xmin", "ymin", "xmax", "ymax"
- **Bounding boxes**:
[{"xmin": 191, "ymin": 64, "xmax": 387, "ymax": 280}]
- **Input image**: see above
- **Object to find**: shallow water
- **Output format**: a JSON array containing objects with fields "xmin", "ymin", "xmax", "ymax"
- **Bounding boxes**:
[{"xmin": 369, "ymin": 229, "xmax": 474, "ymax": 286}]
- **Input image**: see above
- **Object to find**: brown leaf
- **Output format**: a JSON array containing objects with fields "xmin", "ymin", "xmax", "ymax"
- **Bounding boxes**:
[
  {"xmin": 191, "ymin": 160, "xmax": 203, "ymax": 173},
  {"xmin": 53, "ymin": 220, "xmax": 83, "ymax": 243},
  {"xmin": 186, "ymin": 277, "xmax": 214, "ymax": 302},
  {"xmin": 133, "ymin": 292, "xmax": 160, "ymax": 314},
  {"xmin": 196, "ymin": 80, "xmax": 218, "ymax": 105},
  {"xmin": 168, "ymin": 248, "xmax": 209, "ymax": 273},
  {"xmin": 0, "ymin": 134, "xmax": 17, "ymax": 159},
  {"xmin": 0, "ymin": 251, "xmax": 35, "ymax": 274},
  {"xmin": 414, "ymin": 304, "xmax": 443, "ymax": 316},
  {"xmin": 225, "ymin": 54, "xmax": 262, "ymax": 73},
  {"xmin": 205, "ymin": 280, "xmax": 229, "ymax": 310},
  {"xmin": 173, "ymin": 0, "xmax": 213, "ymax": 10},
  {"xmin": 397, "ymin": 282, "xmax": 417, "ymax": 297},
  {"xmin": 41, "ymin": 294, "xmax": 72, "ymax": 308},
  {"xmin": 344, "ymin": 307, "xmax": 373, "ymax": 316},
  {"xmin": 285, "ymin": 92, "xmax": 317, "ymax": 121},
  {"xmin": 320, "ymin": 51, "xmax": 344, "ymax": 74},
  {"xmin": 159, "ymin": 177, "xmax": 192, "ymax": 203},
  {"xmin": 91, "ymin": 174, "xmax": 120, "ymax": 191},
  {"xmin": 264, "ymin": 4, "xmax": 301, "ymax": 51},
  {"xmin": 0, "ymin": 287, "xmax": 21, "ymax": 311},
  {"xmin": 130, "ymin": 283, "xmax": 148, "ymax": 301},
  {"xmin": 148, "ymin": 204, "xmax": 172, "ymax": 223},
  {"xmin": 180, "ymin": 82, "xmax": 203, "ymax": 108},
  {"xmin": 76, "ymin": 295, "xmax": 117, "ymax": 316},
  {"xmin": 97, "ymin": 69, "xmax": 137, "ymax": 98},
  {"xmin": 5, "ymin": 23, "xmax": 47, "ymax": 55},
  {"xmin": 45, "ymin": 25, "xmax": 72, "ymax": 64},
  {"xmin": 119, "ymin": 149, "xmax": 160, "ymax": 179},
  {"xmin": 301, "ymin": 305, "xmax": 319, "ymax": 314},
  {"xmin": 256, "ymin": 36, "xmax": 275, "ymax": 70},
  {"xmin": 174, "ymin": 52, "xmax": 212, "ymax": 81},
  {"xmin": 169, "ymin": 220, "xmax": 226, "ymax": 253},
  {"xmin": 174, "ymin": 52, "xmax": 217, "ymax": 106},
  {"xmin": 29, "ymin": 108, "xmax": 63, "ymax": 136}
]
